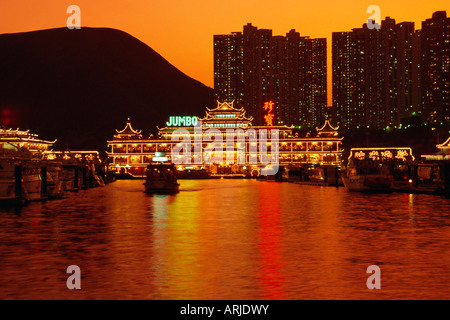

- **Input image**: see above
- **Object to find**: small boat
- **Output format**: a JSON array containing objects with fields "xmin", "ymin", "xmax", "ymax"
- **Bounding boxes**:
[
  {"xmin": 0, "ymin": 157, "xmax": 19, "ymax": 202},
  {"xmin": 282, "ymin": 167, "xmax": 302, "ymax": 182},
  {"xmin": 177, "ymin": 168, "xmax": 210, "ymax": 179},
  {"xmin": 144, "ymin": 162, "xmax": 179, "ymax": 194},
  {"xmin": 0, "ymin": 156, "xmax": 45, "ymax": 202},
  {"xmin": 61, "ymin": 165, "xmax": 81, "ymax": 192},
  {"xmin": 342, "ymin": 158, "xmax": 393, "ymax": 192},
  {"xmin": 0, "ymin": 127, "xmax": 57, "ymax": 203},
  {"xmin": 44, "ymin": 161, "xmax": 65, "ymax": 199},
  {"xmin": 21, "ymin": 162, "xmax": 44, "ymax": 201}
]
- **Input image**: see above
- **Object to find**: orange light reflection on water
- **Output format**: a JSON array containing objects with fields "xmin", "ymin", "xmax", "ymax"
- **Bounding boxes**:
[
  {"xmin": 257, "ymin": 182, "xmax": 286, "ymax": 299},
  {"xmin": 1, "ymin": 180, "xmax": 450, "ymax": 299}
]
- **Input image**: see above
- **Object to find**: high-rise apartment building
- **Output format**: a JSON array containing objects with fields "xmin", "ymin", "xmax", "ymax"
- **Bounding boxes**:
[
  {"xmin": 332, "ymin": 29, "xmax": 366, "ymax": 129},
  {"xmin": 421, "ymin": 11, "xmax": 450, "ymax": 124},
  {"xmin": 333, "ymin": 11, "xmax": 450, "ymax": 129},
  {"xmin": 304, "ymin": 37, "xmax": 327, "ymax": 127},
  {"xmin": 332, "ymin": 18, "xmax": 416, "ymax": 129},
  {"xmin": 213, "ymin": 32, "xmax": 244, "ymax": 108},
  {"xmin": 214, "ymin": 24, "xmax": 327, "ymax": 127},
  {"xmin": 242, "ymin": 23, "xmax": 273, "ymax": 125}
]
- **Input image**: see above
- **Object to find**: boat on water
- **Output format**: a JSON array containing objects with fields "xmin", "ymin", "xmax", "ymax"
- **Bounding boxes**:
[
  {"xmin": 177, "ymin": 168, "xmax": 210, "ymax": 179},
  {"xmin": 0, "ymin": 152, "xmax": 45, "ymax": 202},
  {"xmin": 144, "ymin": 162, "xmax": 180, "ymax": 194},
  {"xmin": 43, "ymin": 161, "xmax": 65, "ymax": 199},
  {"xmin": 0, "ymin": 128, "xmax": 59, "ymax": 203},
  {"xmin": 282, "ymin": 166, "xmax": 302, "ymax": 182},
  {"xmin": 342, "ymin": 158, "xmax": 394, "ymax": 192}
]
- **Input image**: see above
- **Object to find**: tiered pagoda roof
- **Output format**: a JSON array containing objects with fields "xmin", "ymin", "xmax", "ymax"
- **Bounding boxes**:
[
  {"xmin": 199, "ymin": 101, "xmax": 253, "ymax": 123},
  {"xmin": 421, "ymin": 137, "xmax": 450, "ymax": 161},
  {"xmin": 114, "ymin": 119, "xmax": 142, "ymax": 139},
  {"xmin": 315, "ymin": 120, "xmax": 339, "ymax": 137},
  {"xmin": 0, "ymin": 127, "xmax": 57, "ymax": 145},
  {"xmin": 437, "ymin": 137, "xmax": 450, "ymax": 154}
]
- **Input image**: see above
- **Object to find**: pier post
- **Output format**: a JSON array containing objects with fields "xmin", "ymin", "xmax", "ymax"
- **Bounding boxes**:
[
  {"xmin": 82, "ymin": 166, "xmax": 87, "ymax": 189},
  {"xmin": 14, "ymin": 165, "xmax": 22, "ymax": 200},
  {"xmin": 41, "ymin": 166, "xmax": 47, "ymax": 198},
  {"xmin": 100, "ymin": 165, "xmax": 106, "ymax": 183},
  {"xmin": 445, "ymin": 163, "xmax": 450, "ymax": 193},
  {"xmin": 74, "ymin": 167, "xmax": 79, "ymax": 190},
  {"xmin": 277, "ymin": 166, "xmax": 284, "ymax": 182},
  {"xmin": 414, "ymin": 164, "xmax": 419, "ymax": 188},
  {"xmin": 335, "ymin": 167, "xmax": 339, "ymax": 187},
  {"xmin": 89, "ymin": 166, "xmax": 94, "ymax": 187}
]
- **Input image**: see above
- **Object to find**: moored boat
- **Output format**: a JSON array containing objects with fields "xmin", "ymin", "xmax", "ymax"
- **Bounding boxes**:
[
  {"xmin": 0, "ymin": 155, "xmax": 45, "ymax": 202},
  {"xmin": 177, "ymin": 168, "xmax": 210, "ymax": 179},
  {"xmin": 44, "ymin": 161, "xmax": 65, "ymax": 198},
  {"xmin": 21, "ymin": 161, "xmax": 43, "ymax": 201},
  {"xmin": 0, "ymin": 127, "xmax": 57, "ymax": 203},
  {"xmin": 0, "ymin": 157, "xmax": 19, "ymax": 202},
  {"xmin": 342, "ymin": 158, "xmax": 393, "ymax": 192},
  {"xmin": 144, "ymin": 162, "xmax": 180, "ymax": 194}
]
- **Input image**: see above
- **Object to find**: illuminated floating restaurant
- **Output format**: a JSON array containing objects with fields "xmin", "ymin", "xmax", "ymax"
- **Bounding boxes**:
[
  {"xmin": 0, "ymin": 127, "xmax": 56, "ymax": 154},
  {"xmin": 421, "ymin": 137, "xmax": 450, "ymax": 162},
  {"xmin": 107, "ymin": 101, "xmax": 344, "ymax": 177}
]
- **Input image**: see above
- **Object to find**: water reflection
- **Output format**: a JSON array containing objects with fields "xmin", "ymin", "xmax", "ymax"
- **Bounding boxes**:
[{"xmin": 1, "ymin": 179, "xmax": 450, "ymax": 299}]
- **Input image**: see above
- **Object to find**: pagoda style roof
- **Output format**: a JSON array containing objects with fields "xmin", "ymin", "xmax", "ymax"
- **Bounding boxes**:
[
  {"xmin": 1, "ymin": 128, "xmax": 31, "ymax": 136},
  {"xmin": 116, "ymin": 118, "xmax": 142, "ymax": 135},
  {"xmin": 421, "ymin": 136, "xmax": 450, "ymax": 160},
  {"xmin": 316, "ymin": 119, "xmax": 339, "ymax": 132},
  {"xmin": 437, "ymin": 137, "xmax": 450, "ymax": 150},
  {"xmin": 200, "ymin": 101, "xmax": 254, "ymax": 122},
  {"xmin": 205, "ymin": 100, "xmax": 245, "ymax": 113},
  {"xmin": 0, "ymin": 127, "xmax": 57, "ymax": 144}
]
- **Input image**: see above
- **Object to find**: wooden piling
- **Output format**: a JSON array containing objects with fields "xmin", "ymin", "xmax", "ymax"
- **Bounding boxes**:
[
  {"xmin": 82, "ymin": 166, "xmax": 87, "ymax": 189},
  {"xmin": 89, "ymin": 166, "xmax": 94, "ymax": 187},
  {"xmin": 414, "ymin": 164, "xmax": 419, "ymax": 188},
  {"xmin": 445, "ymin": 163, "xmax": 450, "ymax": 193},
  {"xmin": 74, "ymin": 167, "xmax": 79, "ymax": 189},
  {"xmin": 41, "ymin": 166, "xmax": 47, "ymax": 198},
  {"xmin": 335, "ymin": 167, "xmax": 339, "ymax": 187},
  {"xmin": 14, "ymin": 165, "xmax": 22, "ymax": 200}
]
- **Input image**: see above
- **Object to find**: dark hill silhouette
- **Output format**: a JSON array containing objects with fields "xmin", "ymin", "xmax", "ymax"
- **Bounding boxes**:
[{"xmin": 0, "ymin": 27, "xmax": 214, "ymax": 150}]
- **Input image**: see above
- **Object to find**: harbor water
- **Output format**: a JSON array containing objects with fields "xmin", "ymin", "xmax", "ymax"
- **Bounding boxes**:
[{"xmin": 1, "ymin": 179, "xmax": 450, "ymax": 299}]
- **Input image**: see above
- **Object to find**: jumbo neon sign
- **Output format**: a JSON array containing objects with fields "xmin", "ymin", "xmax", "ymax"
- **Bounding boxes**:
[{"xmin": 166, "ymin": 116, "xmax": 198, "ymax": 126}]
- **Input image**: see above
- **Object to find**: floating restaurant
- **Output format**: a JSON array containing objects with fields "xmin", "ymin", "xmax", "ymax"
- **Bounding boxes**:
[
  {"xmin": 416, "ymin": 137, "xmax": 450, "ymax": 192},
  {"xmin": 107, "ymin": 101, "xmax": 344, "ymax": 177},
  {"xmin": 0, "ymin": 128, "xmax": 113, "ymax": 204},
  {"xmin": 0, "ymin": 128, "xmax": 56, "ymax": 154},
  {"xmin": 421, "ymin": 137, "xmax": 450, "ymax": 162},
  {"xmin": 345, "ymin": 143, "xmax": 450, "ymax": 194}
]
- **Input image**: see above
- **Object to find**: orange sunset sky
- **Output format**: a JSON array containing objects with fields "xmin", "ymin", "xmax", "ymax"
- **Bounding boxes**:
[{"xmin": 1, "ymin": 0, "xmax": 449, "ymax": 105}]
